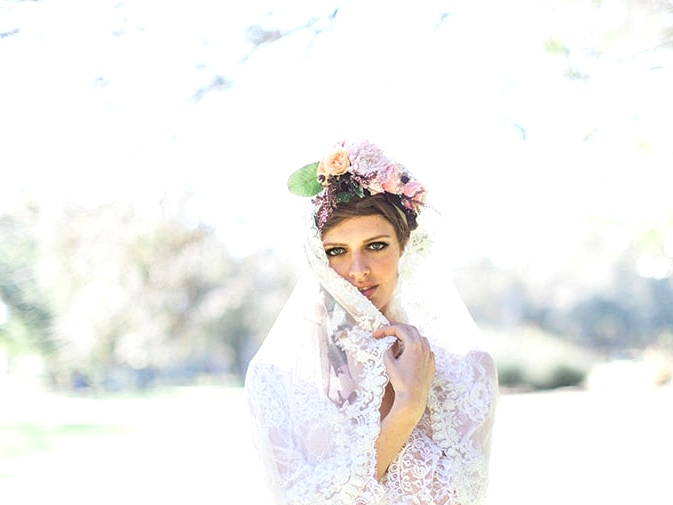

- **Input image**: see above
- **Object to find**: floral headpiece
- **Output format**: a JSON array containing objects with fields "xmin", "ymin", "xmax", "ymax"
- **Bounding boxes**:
[{"xmin": 288, "ymin": 139, "xmax": 427, "ymax": 231}]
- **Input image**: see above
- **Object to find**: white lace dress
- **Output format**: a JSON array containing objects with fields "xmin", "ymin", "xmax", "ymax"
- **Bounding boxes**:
[{"xmin": 245, "ymin": 212, "xmax": 498, "ymax": 505}]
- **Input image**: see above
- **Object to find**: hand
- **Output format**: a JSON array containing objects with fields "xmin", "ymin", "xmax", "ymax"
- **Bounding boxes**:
[{"xmin": 372, "ymin": 322, "xmax": 435, "ymax": 421}]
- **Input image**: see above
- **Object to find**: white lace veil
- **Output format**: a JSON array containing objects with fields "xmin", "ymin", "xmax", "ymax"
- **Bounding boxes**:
[{"xmin": 245, "ymin": 189, "xmax": 497, "ymax": 504}]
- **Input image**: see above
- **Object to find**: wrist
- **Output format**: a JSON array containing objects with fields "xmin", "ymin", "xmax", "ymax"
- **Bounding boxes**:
[{"xmin": 389, "ymin": 393, "xmax": 426, "ymax": 424}]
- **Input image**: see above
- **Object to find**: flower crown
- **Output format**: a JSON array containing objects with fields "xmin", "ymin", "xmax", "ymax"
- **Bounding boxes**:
[{"xmin": 288, "ymin": 139, "xmax": 427, "ymax": 231}]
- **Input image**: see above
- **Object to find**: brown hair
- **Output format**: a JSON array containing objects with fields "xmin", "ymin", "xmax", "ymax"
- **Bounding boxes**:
[{"xmin": 320, "ymin": 193, "xmax": 413, "ymax": 250}]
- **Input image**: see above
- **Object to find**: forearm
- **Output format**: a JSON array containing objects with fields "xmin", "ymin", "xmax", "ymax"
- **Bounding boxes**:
[{"xmin": 375, "ymin": 399, "xmax": 423, "ymax": 480}]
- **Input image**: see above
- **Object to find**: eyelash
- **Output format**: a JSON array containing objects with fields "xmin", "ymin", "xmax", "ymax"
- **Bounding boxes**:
[{"xmin": 325, "ymin": 242, "xmax": 388, "ymax": 257}]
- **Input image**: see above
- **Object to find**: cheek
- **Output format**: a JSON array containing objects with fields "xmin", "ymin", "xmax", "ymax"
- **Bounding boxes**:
[
  {"xmin": 382, "ymin": 256, "xmax": 400, "ymax": 282},
  {"xmin": 327, "ymin": 257, "xmax": 347, "ymax": 278}
]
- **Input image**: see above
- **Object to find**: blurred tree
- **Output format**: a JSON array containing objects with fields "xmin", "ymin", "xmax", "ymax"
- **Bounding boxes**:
[
  {"xmin": 242, "ymin": 6, "xmax": 341, "ymax": 62},
  {"xmin": 0, "ymin": 193, "xmax": 298, "ymax": 389},
  {"xmin": 454, "ymin": 213, "xmax": 673, "ymax": 354},
  {"xmin": 542, "ymin": 0, "xmax": 673, "ymax": 75},
  {"xmin": 3, "ymin": 0, "xmax": 672, "ymax": 391},
  {"xmin": 0, "ymin": 199, "xmax": 55, "ymax": 368},
  {"xmin": 244, "ymin": 1, "xmax": 673, "ymax": 65}
]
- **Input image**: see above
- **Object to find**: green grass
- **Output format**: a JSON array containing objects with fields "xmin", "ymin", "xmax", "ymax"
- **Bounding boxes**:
[
  {"xmin": 0, "ymin": 422, "xmax": 129, "ymax": 462},
  {"xmin": 1, "ymin": 385, "xmax": 670, "ymax": 505}
]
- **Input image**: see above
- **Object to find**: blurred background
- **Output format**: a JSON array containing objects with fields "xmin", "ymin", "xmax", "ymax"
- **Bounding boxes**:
[{"xmin": 1, "ymin": 0, "xmax": 672, "ymax": 504}]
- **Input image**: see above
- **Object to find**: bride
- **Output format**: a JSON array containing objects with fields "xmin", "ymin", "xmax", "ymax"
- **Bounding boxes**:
[{"xmin": 245, "ymin": 139, "xmax": 498, "ymax": 505}]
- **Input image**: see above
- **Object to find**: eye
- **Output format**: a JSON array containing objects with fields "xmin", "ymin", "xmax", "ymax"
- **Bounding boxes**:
[
  {"xmin": 367, "ymin": 241, "xmax": 388, "ymax": 251},
  {"xmin": 325, "ymin": 247, "xmax": 346, "ymax": 257}
]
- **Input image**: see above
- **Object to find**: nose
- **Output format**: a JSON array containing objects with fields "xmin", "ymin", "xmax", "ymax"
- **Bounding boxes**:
[{"xmin": 348, "ymin": 252, "xmax": 369, "ymax": 281}]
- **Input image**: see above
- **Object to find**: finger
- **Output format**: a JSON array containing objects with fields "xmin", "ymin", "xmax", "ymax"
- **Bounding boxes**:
[
  {"xmin": 372, "ymin": 325, "xmax": 397, "ymax": 339},
  {"xmin": 372, "ymin": 324, "xmax": 421, "ymax": 344}
]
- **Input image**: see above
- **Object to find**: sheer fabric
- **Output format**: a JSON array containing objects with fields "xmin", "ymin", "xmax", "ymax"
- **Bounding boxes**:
[{"xmin": 245, "ymin": 207, "xmax": 498, "ymax": 505}]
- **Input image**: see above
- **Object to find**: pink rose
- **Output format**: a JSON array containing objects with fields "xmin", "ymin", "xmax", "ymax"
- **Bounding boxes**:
[
  {"xmin": 379, "ymin": 164, "xmax": 404, "ymax": 193},
  {"xmin": 403, "ymin": 181, "xmax": 427, "ymax": 211},
  {"xmin": 365, "ymin": 164, "xmax": 390, "ymax": 194},
  {"xmin": 381, "ymin": 178, "xmax": 402, "ymax": 194},
  {"xmin": 403, "ymin": 181, "xmax": 424, "ymax": 198}
]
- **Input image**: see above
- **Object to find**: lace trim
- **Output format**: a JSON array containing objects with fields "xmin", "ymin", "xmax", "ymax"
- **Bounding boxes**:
[
  {"xmin": 427, "ymin": 350, "xmax": 497, "ymax": 505},
  {"xmin": 247, "ymin": 325, "xmax": 394, "ymax": 504},
  {"xmin": 248, "ymin": 347, "xmax": 497, "ymax": 505}
]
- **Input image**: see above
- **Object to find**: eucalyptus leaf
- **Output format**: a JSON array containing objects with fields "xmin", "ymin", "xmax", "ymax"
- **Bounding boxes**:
[{"xmin": 287, "ymin": 162, "xmax": 323, "ymax": 196}]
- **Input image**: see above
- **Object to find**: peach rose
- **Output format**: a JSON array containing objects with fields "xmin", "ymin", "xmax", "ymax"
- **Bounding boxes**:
[{"xmin": 322, "ymin": 148, "xmax": 350, "ymax": 176}]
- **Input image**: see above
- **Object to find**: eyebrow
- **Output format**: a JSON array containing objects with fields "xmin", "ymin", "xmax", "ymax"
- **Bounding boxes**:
[{"xmin": 322, "ymin": 234, "xmax": 393, "ymax": 247}]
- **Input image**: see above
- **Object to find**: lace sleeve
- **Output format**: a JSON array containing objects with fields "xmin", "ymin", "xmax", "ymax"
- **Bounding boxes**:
[
  {"xmin": 384, "ymin": 349, "xmax": 499, "ymax": 505},
  {"xmin": 245, "ymin": 360, "xmax": 386, "ymax": 505}
]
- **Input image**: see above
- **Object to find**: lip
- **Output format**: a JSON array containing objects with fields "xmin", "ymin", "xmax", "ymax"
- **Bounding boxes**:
[{"xmin": 358, "ymin": 285, "xmax": 377, "ymax": 299}]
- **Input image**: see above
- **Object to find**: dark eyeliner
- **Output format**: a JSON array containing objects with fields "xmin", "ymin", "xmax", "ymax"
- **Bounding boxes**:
[
  {"xmin": 368, "ymin": 241, "xmax": 388, "ymax": 251},
  {"xmin": 325, "ymin": 247, "xmax": 345, "ymax": 256}
]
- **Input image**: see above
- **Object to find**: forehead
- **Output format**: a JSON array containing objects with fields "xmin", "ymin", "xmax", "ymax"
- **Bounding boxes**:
[{"xmin": 321, "ymin": 214, "xmax": 396, "ymax": 244}]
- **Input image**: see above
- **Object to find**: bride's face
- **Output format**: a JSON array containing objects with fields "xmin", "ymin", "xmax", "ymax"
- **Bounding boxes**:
[{"xmin": 321, "ymin": 214, "xmax": 402, "ymax": 316}]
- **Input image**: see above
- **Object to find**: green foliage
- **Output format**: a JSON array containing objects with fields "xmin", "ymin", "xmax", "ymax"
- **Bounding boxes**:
[
  {"xmin": 0, "ymin": 422, "xmax": 128, "ymax": 461},
  {"xmin": 456, "ymin": 213, "xmax": 673, "ymax": 356},
  {"xmin": 4, "ymin": 192, "xmax": 673, "ymax": 391},
  {"xmin": 287, "ymin": 162, "xmax": 322, "ymax": 196},
  {"xmin": 543, "ymin": 37, "xmax": 569, "ymax": 57},
  {"xmin": 485, "ymin": 325, "xmax": 598, "ymax": 391},
  {"xmin": 0, "ymin": 204, "xmax": 55, "ymax": 356},
  {"xmin": 0, "ymin": 194, "xmax": 297, "ymax": 389}
]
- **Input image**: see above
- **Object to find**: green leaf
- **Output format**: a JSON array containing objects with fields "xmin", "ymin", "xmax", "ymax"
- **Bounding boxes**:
[
  {"xmin": 336, "ymin": 191, "xmax": 352, "ymax": 204},
  {"xmin": 287, "ymin": 162, "xmax": 323, "ymax": 197}
]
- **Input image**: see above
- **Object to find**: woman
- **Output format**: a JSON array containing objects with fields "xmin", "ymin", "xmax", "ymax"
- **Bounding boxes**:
[{"xmin": 245, "ymin": 139, "xmax": 498, "ymax": 505}]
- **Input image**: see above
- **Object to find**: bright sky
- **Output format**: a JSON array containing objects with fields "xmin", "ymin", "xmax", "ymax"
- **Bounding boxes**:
[{"xmin": 1, "ymin": 0, "xmax": 671, "ymax": 265}]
